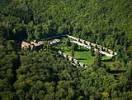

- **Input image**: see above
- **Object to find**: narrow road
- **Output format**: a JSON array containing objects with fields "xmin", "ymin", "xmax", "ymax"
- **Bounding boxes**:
[{"xmin": 67, "ymin": 35, "xmax": 117, "ymax": 57}]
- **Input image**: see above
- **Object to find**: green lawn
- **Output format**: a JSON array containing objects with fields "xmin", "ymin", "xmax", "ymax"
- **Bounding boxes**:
[
  {"xmin": 101, "ymin": 56, "xmax": 112, "ymax": 61},
  {"xmin": 59, "ymin": 45, "xmax": 95, "ymax": 65},
  {"xmin": 74, "ymin": 50, "xmax": 95, "ymax": 65},
  {"xmin": 55, "ymin": 38, "xmax": 113, "ymax": 66}
]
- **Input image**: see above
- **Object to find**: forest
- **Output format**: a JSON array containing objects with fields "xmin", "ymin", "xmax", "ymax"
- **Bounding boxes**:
[{"xmin": 0, "ymin": 0, "xmax": 132, "ymax": 99}]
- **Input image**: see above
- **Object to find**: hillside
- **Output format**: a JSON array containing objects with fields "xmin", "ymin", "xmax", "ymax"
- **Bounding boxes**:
[{"xmin": 0, "ymin": 0, "xmax": 132, "ymax": 99}]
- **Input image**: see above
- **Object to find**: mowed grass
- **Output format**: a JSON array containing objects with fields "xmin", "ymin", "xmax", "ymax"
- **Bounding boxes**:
[
  {"xmin": 101, "ymin": 56, "xmax": 112, "ymax": 61},
  {"xmin": 56, "ymin": 38, "xmax": 113, "ymax": 66},
  {"xmin": 75, "ymin": 49, "xmax": 95, "ymax": 65},
  {"xmin": 60, "ymin": 45, "xmax": 95, "ymax": 65}
]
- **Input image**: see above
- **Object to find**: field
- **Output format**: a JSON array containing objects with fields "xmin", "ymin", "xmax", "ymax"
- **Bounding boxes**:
[
  {"xmin": 61, "ymin": 46, "xmax": 95, "ymax": 65},
  {"xmin": 55, "ymin": 38, "xmax": 113, "ymax": 66}
]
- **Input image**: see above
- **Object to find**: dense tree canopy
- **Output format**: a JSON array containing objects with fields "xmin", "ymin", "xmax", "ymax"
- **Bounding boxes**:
[{"xmin": 0, "ymin": 0, "xmax": 131, "ymax": 99}]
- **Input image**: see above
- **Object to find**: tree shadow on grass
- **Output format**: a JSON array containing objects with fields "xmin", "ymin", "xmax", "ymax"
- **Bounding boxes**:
[
  {"xmin": 77, "ymin": 58, "xmax": 86, "ymax": 60},
  {"xmin": 76, "ymin": 49, "xmax": 88, "ymax": 52}
]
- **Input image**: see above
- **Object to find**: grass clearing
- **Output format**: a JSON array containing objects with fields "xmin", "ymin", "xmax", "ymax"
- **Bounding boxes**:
[
  {"xmin": 55, "ymin": 38, "xmax": 113, "ymax": 66},
  {"xmin": 74, "ymin": 49, "xmax": 95, "ymax": 65},
  {"xmin": 58, "ymin": 43, "xmax": 95, "ymax": 65},
  {"xmin": 101, "ymin": 56, "xmax": 112, "ymax": 61}
]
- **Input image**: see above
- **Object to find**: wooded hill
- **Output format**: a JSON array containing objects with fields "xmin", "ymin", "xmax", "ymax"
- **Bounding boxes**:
[{"xmin": 0, "ymin": 0, "xmax": 132, "ymax": 99}]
